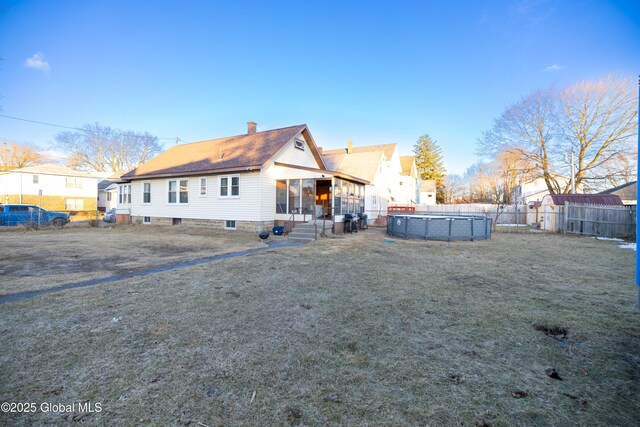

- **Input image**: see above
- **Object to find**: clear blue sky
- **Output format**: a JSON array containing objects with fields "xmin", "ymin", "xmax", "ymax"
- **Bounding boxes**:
[{"xmin": 1, "ymin": 0, "xmax": 638, "ymax": 174}]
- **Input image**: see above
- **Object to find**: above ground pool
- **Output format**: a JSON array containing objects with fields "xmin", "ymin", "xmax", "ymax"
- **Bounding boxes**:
[{"xmin": 387, "ymin": 214, "xmax": 492, "ymax": 241}]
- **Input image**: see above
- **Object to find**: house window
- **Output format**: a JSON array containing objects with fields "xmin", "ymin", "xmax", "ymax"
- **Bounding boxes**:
[
  {"xmin": 294, "ymin": 139, "xmax": 305, "ymax": 150},
  {"xmin": 107, "ymin": 192, "xmax": 112, "ymax": 202},
  {"xmin": 65, "ymin": 199, "xmax": 84, "ymax": 210},
  {"xmin": 143, "ymin": 182, "xmax": 151, "ymax": 204},
  {"xmin": 33, "ymin": 175, "xmax": 39, "ymax": 184},
  {"xmin": 143, "ymin": 216, "xmax": 151, "ymax": 224},
  {"xmin": 219, "ymin": 175, "xmax": 240, "ymax": 197},
  {"xmin": 66, "ymin": 177, "xmax": 82, "ymax": 188},
  {"xmin": 119, "ymin": 184, "xmax": 131, "ymax": 204},
  {"xmin": 276, "ymin": 180, "xmax": 287, "ymax": 213},
  {"xmin": 200, "ymin": 177, "xmax": 207, "ymax": 196},
  {"xmin": 225, "ymin": 220, "xmax": 236, "ymax": 230},
  {"xmin": 168, "ymin": 180, "xmax": 177, "ymax": 203},
  {"xmin": 231, "ymin": 176, "xmax": 239, "ymax": 196},
  {"xmin": 179, "ymin": 179, "xmax": 189, "ymax": 203},
  {"xmin": 289, "ymin": 179, "xmax": 300, "ymax": 213},
  {"xmin": 333, "ymin": 179, "xmax": 342, "ymax": 215}
]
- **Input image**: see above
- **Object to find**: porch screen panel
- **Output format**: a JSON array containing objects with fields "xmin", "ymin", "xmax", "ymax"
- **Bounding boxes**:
[
  {"xmin": 289, "ymin": 179, "xmax": 300, "ymax": 213},
  {"xmin": 333, "ymin": 179, "xmax": 342, "ymax": 215},
  {"xmin": 276, "ymin": 180, "xmax": 287, "ymax": 213},
  {"xmin": 302, "ymin": 179, "xmax": 314, "ymax": 215}
]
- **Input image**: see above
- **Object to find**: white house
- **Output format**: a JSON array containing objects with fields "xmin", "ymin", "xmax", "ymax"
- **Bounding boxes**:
[
  {"xmin": 322, "ymin": 142, "xmax": 408, "ymax": 221},
  {"xmin": 418, "ymin": 180, "xmax": 437, "ymax": 206},
  {"xmin": 98, "ymin": 179, "xmax": 120, "ymax": 211},
  {"xmin": 398, "ymin": 156, "xmax": 419, "ymax": 206},
  {"xmin": 120, "ymin": 123, "xmax": 368, "ymax": 233},
  {"xmin": 0, "ymin": 163, "xmax": 98, "ymax": 212}
]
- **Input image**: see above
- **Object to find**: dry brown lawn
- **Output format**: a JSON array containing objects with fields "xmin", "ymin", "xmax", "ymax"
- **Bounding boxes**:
[
  {"xmin": 1, "ymin": 227, "xmax": 639, "ymax": 426},
  {"xmin": 0, "ymin": 225, "xmax": 263, "ymax": 295}
]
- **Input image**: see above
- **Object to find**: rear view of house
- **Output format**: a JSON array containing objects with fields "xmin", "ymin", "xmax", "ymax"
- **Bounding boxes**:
[{"xmin": 120, "ymin": 123, "xmax": 367, "ymax": 233}]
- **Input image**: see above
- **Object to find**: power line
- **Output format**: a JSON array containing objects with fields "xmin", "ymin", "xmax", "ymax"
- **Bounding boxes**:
[{"xmin": 0, "ymin": 113, "xmax": 187, "ymax": 142}]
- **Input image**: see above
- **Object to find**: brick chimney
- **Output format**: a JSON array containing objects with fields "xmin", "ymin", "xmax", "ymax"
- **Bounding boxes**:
[
  {"xmin": 347, "ymin": 140, "xmax": 353, "ymax": 154},
  {"xmin": 247, "ymin": 121, "xmax": 257, "ymax": 134}
]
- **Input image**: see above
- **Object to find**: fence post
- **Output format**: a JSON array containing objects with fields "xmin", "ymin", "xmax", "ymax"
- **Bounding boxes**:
[
  {"xmin": 424, "ymin": 217, "xmax": 429, "ymax": 241},
  {"xmin": 448, "ymin": 218, "xmax": 452, "ymax": 242}
]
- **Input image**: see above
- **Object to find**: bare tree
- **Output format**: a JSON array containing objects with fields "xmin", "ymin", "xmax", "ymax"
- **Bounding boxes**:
[
  {"xmin": 479, "ymin": 75, "xmax": 638, "ymax": 194},
  {"xmin": 55, "ymin": 123, "xmax": 161, "ymax": 173},
  {"xmin": 442, "ymin": 174, "xmax": 466, "ymax": 203},
  {"xmin": 557, "ymin": 75, "xmax": 638, "ymax": 192},
  {"xmin": 478, "ymin": 89, "xmax": 561, "ymax": 194},
  {"xmin": 0, "ymin": 141, "xmax": 42, "ymax": 171}
]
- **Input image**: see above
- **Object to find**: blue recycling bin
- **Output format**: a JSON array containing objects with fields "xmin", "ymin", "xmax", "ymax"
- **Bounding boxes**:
[{"xmin": 272, "ymin": 226, "xmax": 285, "ymax": 236}]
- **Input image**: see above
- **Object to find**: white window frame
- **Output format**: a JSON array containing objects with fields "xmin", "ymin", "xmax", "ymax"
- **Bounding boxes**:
[
  {"xmin": 167, "ymin": 179, "xmax": 189, "ymax": 204},
  {"xmin": 294, "ymin": 139, "xmax": 305, "ymax": 150},
  {"xmin": 224, "ymin": 220, "xmax": 237, "ymax": 230},
  {"xmin": 143, "ymin": 182, "xmax": 151, "ymax": 204},
  {"xmin": 199, "ymin": 177, "xmax": 208, "ymax": 197},
  {"xmin": 143, "ymin": 216, "xmax": 151, "ymax": 224},
  {"xmin": 168, "ymin": 180, "xmax": 177, "ymax": 204},
  {"xmin": 119, "ymin": 184, "xmax": 131, "ymax": 204},
  {"xmin": 33, "ymin": 175, "xmax": 39, "ymax": 184},
  {"xmin": 219, "ymin": 175, "xmax": 240, "ymax": 198}
]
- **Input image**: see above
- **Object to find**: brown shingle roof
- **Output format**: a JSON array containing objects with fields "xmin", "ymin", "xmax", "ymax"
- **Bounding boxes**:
[
  {"xmin": 399, "ymin": 156, "xmax": 415, "ymax": 176},
  {"xmin": 322, "ymin": 150, "xmax": 384, "ymax": 182},
  {"xmin": 122, "ymin": 124, "xmax": 308, "ymax": 179},
  {"xmin": 599, "ymin": 181, "xmax": 637, "ymax": 201},
  {"xmin": 323, "ymin": 143, "xmax": 397, "ymax": 161},
  {"xmin": 548, "ymin": 194, "xmax": 623, "ymax": 206}
]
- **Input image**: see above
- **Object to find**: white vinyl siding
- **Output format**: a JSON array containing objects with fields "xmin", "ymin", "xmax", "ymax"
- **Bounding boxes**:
[
  {"xmin": 0, "ymin": 172, "xmax": 97, "ymax": 201},
  {"xmin": 129, "ymin": 172, "xmax": 262, "ymax": 221}
]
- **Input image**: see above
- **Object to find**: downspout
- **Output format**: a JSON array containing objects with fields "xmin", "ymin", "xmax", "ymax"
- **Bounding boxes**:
[{"xmin": 258, "ymin": 167, "xmax": 263, "ymax": 230}]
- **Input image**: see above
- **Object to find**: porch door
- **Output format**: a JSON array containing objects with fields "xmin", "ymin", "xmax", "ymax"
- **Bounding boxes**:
[
  {"xmin": 315, "ymin": 179, "xmax": 332, "ymax": 218},
  {"xmin": 301, "ymin": 179, "xmax": 315, "ymax": 218}
]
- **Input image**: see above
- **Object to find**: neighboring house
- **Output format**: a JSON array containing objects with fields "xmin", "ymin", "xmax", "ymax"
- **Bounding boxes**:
[
  {"xmin": 599, "ymin": 181, "xmax": 637, "ymax": 205},
  {"xmin": 398, "ymin": 156, "xmax": 418, "ymax": 206},
  {"xmin": 511, "ymin": 176, "xmax": 580, "ymax": 205},
  {"xmin": 0, "ymin": 163, "xmax": 98, "ymax": 212},
  {"xmin": 120, "ymin": 122, "xmax": 368, "ymax": 232},
  {"xmin": 97, "ymin": 178, "xmax": 120, "ymax": 211},
  {"xmin": 418, "ymin": 179, "xmax": 437, "ymax": 206},
  {"xmin": 322, "ymin": 142, "xmax": 404, "ymax": 220}
]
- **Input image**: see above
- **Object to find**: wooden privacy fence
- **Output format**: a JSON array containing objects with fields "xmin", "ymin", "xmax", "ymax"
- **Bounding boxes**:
[{"xmin": 563, "ymin": 203, "xmax": 635, "ymax": 239}]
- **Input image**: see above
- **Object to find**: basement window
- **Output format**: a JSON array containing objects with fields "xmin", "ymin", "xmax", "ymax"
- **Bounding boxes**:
[
  {"xmin": 143, "ymin": 216, "xmax": 151, "ymax": 224},
  {"xmin": 225, "ymin": 220, "xmax": 236, "ymax": 230}
]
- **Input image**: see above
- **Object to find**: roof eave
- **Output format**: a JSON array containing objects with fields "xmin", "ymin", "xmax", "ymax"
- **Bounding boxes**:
[{"xmin": 121, "ymin": 165, "xmax": 263, "ymax": 181}]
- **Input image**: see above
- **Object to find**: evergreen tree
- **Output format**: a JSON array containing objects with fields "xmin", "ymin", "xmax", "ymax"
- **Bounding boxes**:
[{"xmin": 413, "ymin": 134, "xmax": 446, "ymax": 203}]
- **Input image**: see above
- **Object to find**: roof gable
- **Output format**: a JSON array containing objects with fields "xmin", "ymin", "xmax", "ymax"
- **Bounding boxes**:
[
  {"xmin": 323, "ymin": 143, "xmax": 397, "ymax": 161},
  {"xmin": 399, "ymin": 156, "xmax": 416, "ymax": 176},
  {"xmin": 322, "ymin": 150, "xmax": 384, "ymax": 182},
  {"xmin": 122, "ymin": 124, "xmax": 310, "ymax": 179}
]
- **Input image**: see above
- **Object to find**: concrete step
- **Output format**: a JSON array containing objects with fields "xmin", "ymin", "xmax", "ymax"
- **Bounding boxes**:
[{"xmin": 287, "ymin": 234, "xmax": 315, "ymax": 242}]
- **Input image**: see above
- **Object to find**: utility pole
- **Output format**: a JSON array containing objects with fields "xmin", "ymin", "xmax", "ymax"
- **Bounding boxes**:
[
  {"xmin": 570, "ymin": 150, "xmax": 576, "ymax": 194},
  {"xmin": 636, "ymin": 74, "xmax": 639, "ymax": 310}
]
